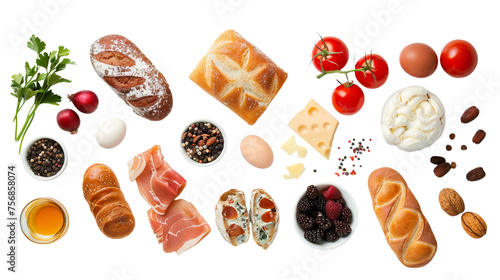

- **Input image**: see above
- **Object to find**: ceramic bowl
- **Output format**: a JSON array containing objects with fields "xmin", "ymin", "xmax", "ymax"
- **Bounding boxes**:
[
  {"xmin": 21, "ymin": 136, "xmax": 68, "ymax": 181},
  {"xmin": 294, "ymin": 183, "xmax": 358, "ymax": 250},
  {"xmin": 180, "ymin": 120, "xmax": 227, "ymax": 167}
]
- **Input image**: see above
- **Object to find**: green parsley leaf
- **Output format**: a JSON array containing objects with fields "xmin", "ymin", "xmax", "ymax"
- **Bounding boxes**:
[
  {"xmin": 36, "ymin": 73, "xmax": 48, "ymax": 81},
  {"xmin": 39, "ymin": 90, "xmax": 61, "ymax": 105},
  {"xmin": 36, "ymin": 52, "xmax": 50, "ymax": 69},
  {"xmin": 27, "ymin": 35, "xmax": 46, "ymax": 53},
  {"xmin": 58, "ymin": 46, "xmax": 70, "ymax": 57},
  {"xmin": 25, "ymin": 62, "xmax": 37, "ymax": 77},
  {"xmin": 12, "ymin": 73, "xmax": 23, "ymax": 85},
  {"xmin": 49, "ymin": 50, "xmax": 58, "ymax": 59},
  {"xmin": 47, "ymin": 74, "xmax": 71, "ymax": 86}
]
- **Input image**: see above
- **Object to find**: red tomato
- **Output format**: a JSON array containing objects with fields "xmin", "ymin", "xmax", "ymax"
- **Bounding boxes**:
[
  {"xmin": 331, "ymin": 83, "xmax": 365, "ymax": 115},
  {"xmin": 355, "ymin": 54, "xmax": 389, "ymax": 89},
  {"xmin": 312, "ymin": 36, "xmax": 349, "ymax": 72},
  {"xmin": 440, "ymin": 40, "xmax": 478, "ymax": 78}
]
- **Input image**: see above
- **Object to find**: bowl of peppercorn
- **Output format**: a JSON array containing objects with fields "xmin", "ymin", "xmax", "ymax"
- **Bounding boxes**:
[
  {"xmin": 180, "ymin": 120, "xmax": 226, "ymax": 166},
  {"xmin": 21, "ymin": 137, "xmax": 68, "ymax": 181},
  {"xmin": 294, "ymin": 183, "xmax": 358, "ymax": 250}
]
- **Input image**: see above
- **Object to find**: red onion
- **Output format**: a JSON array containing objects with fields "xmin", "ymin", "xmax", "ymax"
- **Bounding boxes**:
[
  {"xmin": 57, "ymin": 109, "xmax": 80, "ymax": 134},
  {"xmin": 68, "ymin": 90, "xmax": 99, "ymax": 114}
]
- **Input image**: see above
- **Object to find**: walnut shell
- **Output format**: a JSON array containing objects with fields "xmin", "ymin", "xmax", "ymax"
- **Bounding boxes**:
[
  {"xmin": 461, "ymin": 212, "xmax": 487, "ymax": 238},
  {"xmin": 438, "ymin": 188, "xmax": 465, "ymax": 216}
]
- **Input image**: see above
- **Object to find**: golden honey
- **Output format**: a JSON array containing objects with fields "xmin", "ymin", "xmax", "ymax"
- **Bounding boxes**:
[{"xmin": 20, "ymin": 198, "xmax": 69, "ymax": 244}]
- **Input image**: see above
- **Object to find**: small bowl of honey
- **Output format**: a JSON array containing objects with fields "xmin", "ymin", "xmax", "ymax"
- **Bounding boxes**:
[{"xmin": 20, "ymin": 197, "xmax": 69, "ymax": 244}]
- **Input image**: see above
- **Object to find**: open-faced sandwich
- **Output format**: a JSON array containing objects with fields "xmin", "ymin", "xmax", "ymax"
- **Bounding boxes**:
[
  {"xmin": 215, "ymin": 189, "xmax": 250, "ymax": 246},
  {"xmin": 250, "ymin": 189, "xmax": 279, "ymax": 249}
]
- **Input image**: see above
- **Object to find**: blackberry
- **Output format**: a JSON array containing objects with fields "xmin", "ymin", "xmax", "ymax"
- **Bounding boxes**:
[
  {"xmin": 340, "ymin": 207, "xmax": 353, "ymax": 224},
  {"xmin": 333, "ymin": 220, "xmax": 352, "ymax": 237},
  {"xmin": 316, "ymin": 212, "xmax": 332, "ymax": 230},
  {"xmin": 306, "ymin": 185, "xmax": 319, "ymax": 200},
  {"xmin": 297, "ymin": 198, "xmax": 315, "ymax": 213},
  {"xmin": 324, "ymin": 228, "xmax": 339, "ymax": 242},
  {"xmin": 296, "ymin": 213, "xmax": 316, "ymax": 230},
  {"xmin": 304, "ymin": 228, "xmax": 323, "ymax": 244},
  {"xmin": 335, "ymin": 198, "xmax": 346, "ymax": 207},
  {"xmin": 315, "ymin": 195, "xmax": 327, "ymax": 212}
]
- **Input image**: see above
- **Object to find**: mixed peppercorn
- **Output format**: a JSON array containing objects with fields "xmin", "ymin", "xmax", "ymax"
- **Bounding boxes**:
[
  {"xmin": 26, "ymin": 138, "xmax": 65, "ymax": 177},
  {"xmin": 181, "ymin": 122, "xmax": 224, "ymax": 164}
]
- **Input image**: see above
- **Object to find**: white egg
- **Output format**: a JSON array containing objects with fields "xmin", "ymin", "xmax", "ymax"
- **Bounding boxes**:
[{"xmin": 96, "ymin": 118, "xmax": 126, "ymax": 149}]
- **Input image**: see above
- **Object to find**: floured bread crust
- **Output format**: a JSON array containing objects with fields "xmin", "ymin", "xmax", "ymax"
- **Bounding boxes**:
[{"xmin": 90, "ymin": 35, "xmax": 173, "ymax": 121}]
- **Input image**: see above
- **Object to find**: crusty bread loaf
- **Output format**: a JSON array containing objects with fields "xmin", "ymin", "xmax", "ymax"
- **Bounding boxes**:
[
  {"xmin": 368, "ymin": 167, "xmax": 437, "ymax": 267},
  {"xmin": 250, "ymin": 189, "xmax": 279, "ymax": 249},
  {"xmin": 215, "ymin": 189, "xmax": 250, "ymax": 246},
  {"xmin": 90, "ymin": 35, "xmax": 173, "ymax": 121},
  {"xmin": 189, "ymin": 30, "xmax": 288, "ymax": 125},
  {"xmin": 83, "ymin": 164, "xmax": 135, "ymax": 239}
]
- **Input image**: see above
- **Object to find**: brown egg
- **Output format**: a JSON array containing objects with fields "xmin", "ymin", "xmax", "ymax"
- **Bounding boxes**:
[
  {"xmin": 400, "ymin": 43, "xmax": 438, "ymax": 78},
  {"xmin": 240, "ymin": 135, "xmax": 273, "ymax": 169}
]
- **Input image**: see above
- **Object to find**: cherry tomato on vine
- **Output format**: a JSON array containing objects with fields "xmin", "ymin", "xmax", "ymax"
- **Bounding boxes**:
[
  {"xmin": 331, "ymin": 83, "xmax": 365, "ymax": 115},
  {"xmin": 354, "ymin": 54, "xmax": 389, "ymax": 89},
  {"xmin": 312, "ymin": 36, "xmax": 349, "ymax": 72},
  {"xmin": 440, "ymin": 40, "xmax": 478, "ymax": 78}
]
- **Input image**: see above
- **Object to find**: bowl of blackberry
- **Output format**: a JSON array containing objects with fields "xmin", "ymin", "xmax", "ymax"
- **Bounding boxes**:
[{"xmin": 295, "ymin": 184, "xmax": 358, "ymax": 249}]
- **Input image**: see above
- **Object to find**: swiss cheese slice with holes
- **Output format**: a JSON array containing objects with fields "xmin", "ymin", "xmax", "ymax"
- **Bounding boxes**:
[{"xmin": 288, "ymin": 99, "xmax": 338, "ymax": 159}]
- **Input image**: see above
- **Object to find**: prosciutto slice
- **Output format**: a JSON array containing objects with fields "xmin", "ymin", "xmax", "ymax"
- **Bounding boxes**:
[
  {"xmin": 128, "ymin": 145, "xmax": 187, "ymax": 214},
  {"xmin": 148, "ymin": 199, "xmax": 211, "ymax": 255}
]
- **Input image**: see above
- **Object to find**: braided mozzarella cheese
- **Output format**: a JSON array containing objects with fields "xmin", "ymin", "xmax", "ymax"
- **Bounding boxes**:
[{"xmin": 381, "ymin": 86, "xmax": 445, "ymax": 151}]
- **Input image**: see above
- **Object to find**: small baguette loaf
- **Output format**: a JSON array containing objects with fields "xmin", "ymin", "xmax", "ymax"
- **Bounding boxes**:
[
  {"xmin": 90, "ymin": 35, "xmax": 173, "ymax": 121},
  {"xmin": 368, "ymin": 167, "xmax": 437, "ymax": 267},
  {"xmin": 189, "ymin": 30, "xmax": 288, "ymax": 125},
  {"xmin": 215, "ymin": 189, "xmax": 250, "ymax": 246},
  {"xmin": 250, "ymin": 189, "xmax": 279, "ymax": 249},
  {"xmin": 83, "ymin": 164, "xmax": 135, "ymax": 239}
]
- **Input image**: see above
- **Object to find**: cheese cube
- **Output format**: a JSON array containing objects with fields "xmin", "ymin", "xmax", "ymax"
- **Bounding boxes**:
[
  {"xmin": 284, "ymin": 163, "xmax": 305, "ymax": 179},
  {"xmin": 297, "ymin": 146, "xmax": 307, "ymax": 158},
  {"xmin": 288, "ymin": 99, "xmax": 338, "ymax": 160},
  {"xmin": 281, "ymin": 136, "xmax": 298, "ymax": 155}
]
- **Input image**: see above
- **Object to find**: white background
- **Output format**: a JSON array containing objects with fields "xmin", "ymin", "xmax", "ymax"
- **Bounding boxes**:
[{"xmin": 1, "ymin": 0, "xmax": 499, "ymax": 279}]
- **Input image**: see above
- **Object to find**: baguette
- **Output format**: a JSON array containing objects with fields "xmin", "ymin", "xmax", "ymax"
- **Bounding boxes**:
[
  {"xmin": 368, "ymin": 167, "xmax": 437, "ymax": 267},
  {"xmin": 215, "ymin": 189, "xmax": 250, "ymax": 246},
  {"xmin": 189, "ymin": 30, "xmax": 288, "ymax": 125},
  {"xmin": 82, "ymin": 164, "xmax": 135, "ymax": 239},
  {"xmin": 90, "ymin": 35, "xmax": 173, "ymax": 121},
  {"xmin": 249, "ymin": 189, "xmax": 279, "ymax": 249}
]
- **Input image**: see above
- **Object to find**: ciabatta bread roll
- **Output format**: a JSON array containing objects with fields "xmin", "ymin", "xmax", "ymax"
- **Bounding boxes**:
[
  {"xmin": 83, "ymin": 164, "xmax": 135, "ymax": 239},
  {"xmin": 215, "ymin": 189, "xmax": 250, "ymax": 246},
  {"xmin": 90, "ymin": 35, "xmax": 173, "ymax": 121},
  {"xmin": 250, "ymin": 189, "xmax": 279, "ymax": 249},
  {"xmin": 189, "ymin": 30, "xmax": 288, "ymax": 125},
  {"xmin": 368, "ymin": 167, "xmax": 437, "ymax": 267}
]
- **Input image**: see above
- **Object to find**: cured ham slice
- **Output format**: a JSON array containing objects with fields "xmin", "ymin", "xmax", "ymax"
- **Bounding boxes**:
[
  {"xmin": 148, "ymin": 199, "xmax": 211, "ymax": 255},
  {"xmin": 128, "ymin": 145, "xmax": 187, "ymax": 214}
]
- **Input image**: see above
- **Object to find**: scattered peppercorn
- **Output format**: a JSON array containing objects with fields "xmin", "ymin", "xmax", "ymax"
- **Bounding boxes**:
[
  {"xmin": 449, "ymin": 133, "xmax": 455, "ymax": 140},
  {"xmin": 461, "ymin": 145, "xmax": 467, "ymax": 151},
  {"xmin": 446, "ymin": 145, "xmax": 452, "ymax": 151},
  {"xmin": 335, "ymin": 138, "xmax": 371, "ymax": 176}
]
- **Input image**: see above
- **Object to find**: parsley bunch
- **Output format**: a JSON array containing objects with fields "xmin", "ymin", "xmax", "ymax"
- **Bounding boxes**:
[{"xmin": 11, "ymin": 35, "xmax": 75, "ymax": 153}]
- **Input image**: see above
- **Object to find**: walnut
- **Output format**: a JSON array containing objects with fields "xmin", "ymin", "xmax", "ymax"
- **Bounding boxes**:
[
  {"xmin": 438, "ymin": 188, "xmax": 465, "ymax": 216},
  {"xmin": 461, "ymin": 212, "xmax": 487, "ymax": 238}
]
